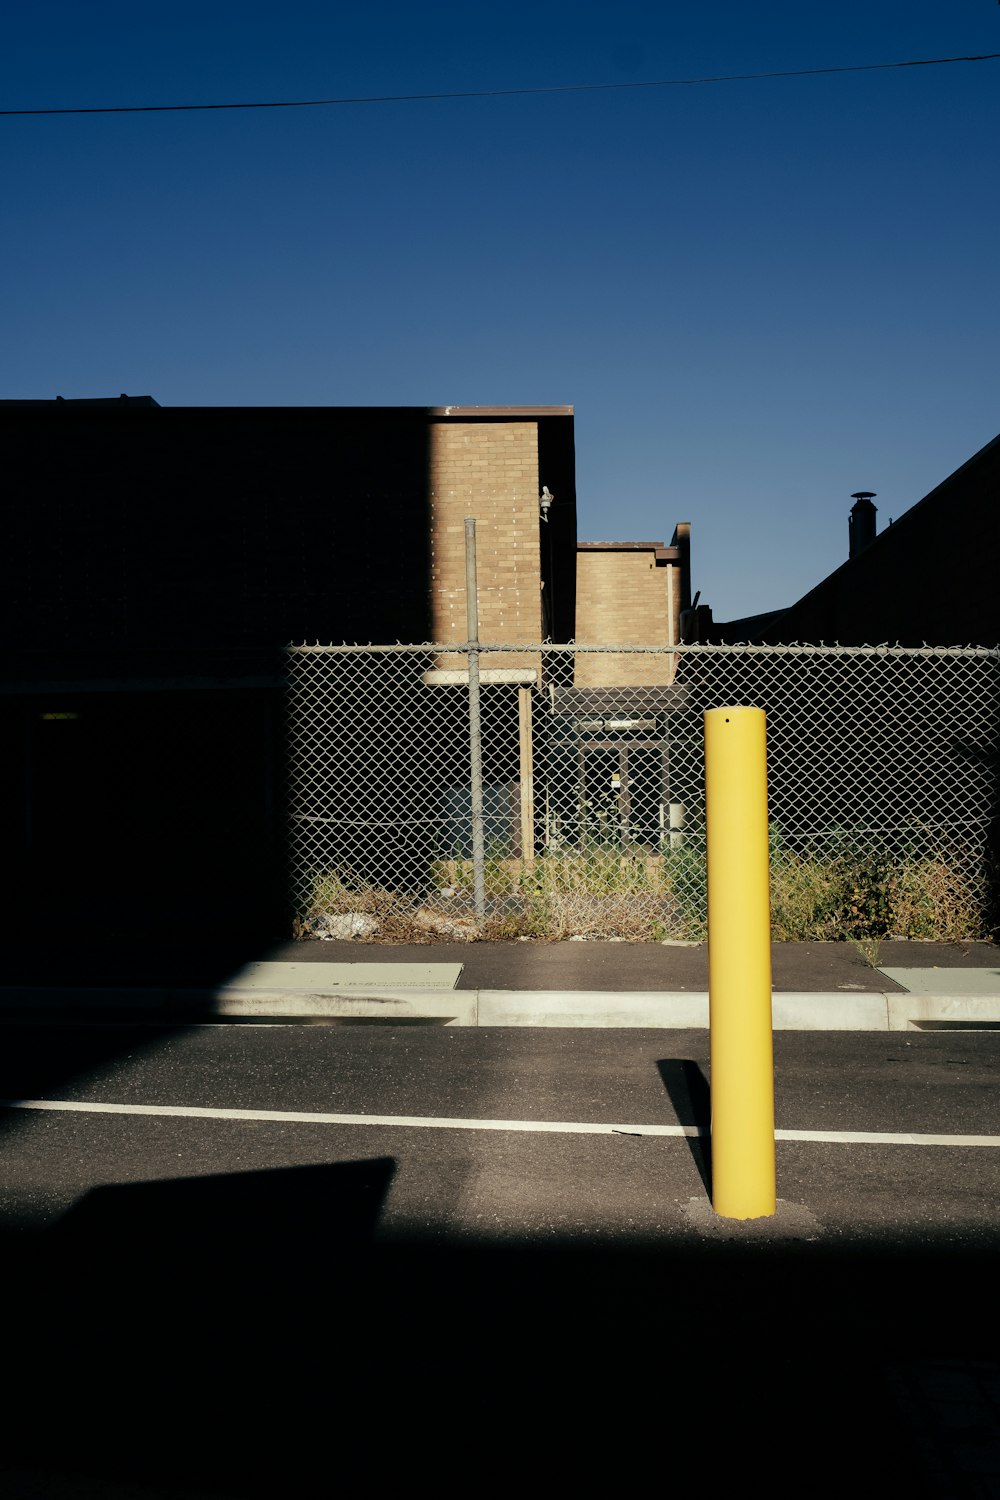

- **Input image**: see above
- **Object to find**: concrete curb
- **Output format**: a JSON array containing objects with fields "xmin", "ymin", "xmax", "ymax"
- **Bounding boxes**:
[{"xmin": 0, "ymin": 986, "xmax": 997, "ymax": 1029}]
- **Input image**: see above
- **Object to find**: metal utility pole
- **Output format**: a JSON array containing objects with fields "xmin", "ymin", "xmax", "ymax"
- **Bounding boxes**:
[{"xmin": 465, "ymin": 518, "xmax": 487, "ymax": 923}]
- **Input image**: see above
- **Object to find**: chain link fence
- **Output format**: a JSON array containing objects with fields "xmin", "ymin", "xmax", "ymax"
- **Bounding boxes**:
[{"xmin": 287, "ymin": 643, "xmax": 1000, "ymax": 943}]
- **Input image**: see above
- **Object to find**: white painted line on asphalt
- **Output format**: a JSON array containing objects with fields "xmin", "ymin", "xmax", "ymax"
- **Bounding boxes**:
[
  {"xmin": 1, "ymin": 1098, "xmax": 999, "ymax": 1147},
  {"xmin": 775, "ymin": 1128, "xmax": 1000, "ymax": 1147},
  {"xmin": 0, "ymin": 1097, "xmax": 703, "ymax": 1135}
]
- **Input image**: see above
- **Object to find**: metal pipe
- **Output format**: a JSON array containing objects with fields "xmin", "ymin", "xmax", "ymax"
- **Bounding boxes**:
[
  {"xmin": 465, "ymin": 518, "xmax": 487, "ymax": 923},
  {"xmin": 518, "ymin": 685, "xmax": 535, "ymax": 866},
  {"xmin": 704, "ymin": 705, "xmax": 775, "ymax": 1219}
]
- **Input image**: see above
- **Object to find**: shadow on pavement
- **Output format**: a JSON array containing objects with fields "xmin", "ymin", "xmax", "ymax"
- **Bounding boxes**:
[
  {"xmin": 0, "ymin": 941, "xmax": 290, "ymax": 991},
  {"xmin": 0, "ymin": 942, "xmax": 293, "ymax": 1150},
  {"xmin": 5, "ymin": 1158, "xmax": 396, "ymax": 1497},
  {"xmin": 2, "ymin": 1156, "xmax": 997, "ymax": 1498},
  {"xmin": 657, "ymin": 1057, "xmax": 712, "ymax": 1196}
]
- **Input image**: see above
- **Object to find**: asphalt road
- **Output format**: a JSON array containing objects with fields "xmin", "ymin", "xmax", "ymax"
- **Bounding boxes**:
[{"xmin": 1, "ymin": 1025, "xmax": 998, "ymax": 1499}]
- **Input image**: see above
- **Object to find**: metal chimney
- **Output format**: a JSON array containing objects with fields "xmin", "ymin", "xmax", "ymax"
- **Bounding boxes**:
[{"xmin": 849, "ymin": 491, "xmax": 877, "ymax": 558}]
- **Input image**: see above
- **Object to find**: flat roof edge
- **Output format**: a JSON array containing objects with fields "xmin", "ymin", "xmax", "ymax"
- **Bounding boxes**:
[
  {"xmin": 578, "ymin": 541, "xmax": 679, "ymax": 555},
  {"xmin": 0, "ymin": 402, "xmax": 573, "ymax": 417},
  {"xmin": 428, "ymin": 406, "xmax": 574, "ymax": 417}
]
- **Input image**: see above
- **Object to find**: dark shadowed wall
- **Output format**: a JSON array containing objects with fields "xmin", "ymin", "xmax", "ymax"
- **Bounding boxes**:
[{"xmin": 0, "ymin": 403, "xmax": 576, "ymax": 938}]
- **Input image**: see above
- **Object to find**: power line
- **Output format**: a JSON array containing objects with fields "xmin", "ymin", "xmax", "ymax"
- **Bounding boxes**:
[{"xmin": 3, "ymin": 50, "xmax": 999, "ymax": 118}]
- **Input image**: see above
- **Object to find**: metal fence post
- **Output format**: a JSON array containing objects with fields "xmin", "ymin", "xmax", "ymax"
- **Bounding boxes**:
[
  {"xmin": 518, "ymin": 685, "xmax": 535, "ymax": 865},
  {"xmin": 465, "ymin": 518, "xmax": 487, "ymax": 923}
]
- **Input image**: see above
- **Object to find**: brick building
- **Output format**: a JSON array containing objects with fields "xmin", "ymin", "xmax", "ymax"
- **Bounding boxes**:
[
  {"xmin": 574, "ymin": 529, "xmax": 690, "ymax": 685},
  {"xmin": 0, "ymin": 399, "xmax": 578, "ymax": 938},
  {"xmin": 0, "ymin": 395, "xmax": 698, "ymax": 937},
  {"xmin": 427, "ymin": 410, "xmax": 576, "ymax": 648},
  {"xmin": 0, "ymin": 399, "xmax": 578, "ymax": 660}
]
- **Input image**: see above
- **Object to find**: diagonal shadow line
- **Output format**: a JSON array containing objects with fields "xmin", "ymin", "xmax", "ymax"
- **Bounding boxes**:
[{"xmin": 657, "ymin": 1058, "xmax": 711, "ymax": 1198}]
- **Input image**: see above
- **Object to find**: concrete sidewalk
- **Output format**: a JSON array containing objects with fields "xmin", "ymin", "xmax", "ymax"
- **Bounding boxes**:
[{"xmin": 1, "ymin": 937, "xmax": 997, "ymax": 1029}]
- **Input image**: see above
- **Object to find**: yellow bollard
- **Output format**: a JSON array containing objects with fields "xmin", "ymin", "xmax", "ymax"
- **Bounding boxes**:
[{"xmin": 704, "ymin": 706, "xmax": 776, "ymax": 1219}]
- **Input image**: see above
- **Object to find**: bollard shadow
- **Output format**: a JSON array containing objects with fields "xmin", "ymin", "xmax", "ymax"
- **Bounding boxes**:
[{"xmin": 657, "ymin": 1058, "xmax": 711, "ymax": 1197}]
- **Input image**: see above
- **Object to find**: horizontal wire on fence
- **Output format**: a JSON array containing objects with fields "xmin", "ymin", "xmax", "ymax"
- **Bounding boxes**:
[
  {"xmin": 286, "ymin": 641, "xmax": 999, "ymax": 943},
  {"xmin": 769, "ymin": 819, "xmax": 993, "ymax": 839},
  {"xmin": 286, "ymin": 642, "xmax": 1000, "ymax": 658},
  {"xmin": 288, "ymin": 820, "xmax": 435, "ymax": 831}
]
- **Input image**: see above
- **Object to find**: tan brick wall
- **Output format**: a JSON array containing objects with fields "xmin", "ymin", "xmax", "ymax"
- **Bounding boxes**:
[
  {"xmin": 429, "ymin": 420, "xmax": 543, "ymax": 672},
  {"xmin": 575, "ymin": 548, "xmax": 677, "ymax": 686}
]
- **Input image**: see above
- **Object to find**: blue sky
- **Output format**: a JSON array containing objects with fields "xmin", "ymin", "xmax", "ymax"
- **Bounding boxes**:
[{"xmin": 3, "ymin": 2, "xmax": 998, "ymax": 624}]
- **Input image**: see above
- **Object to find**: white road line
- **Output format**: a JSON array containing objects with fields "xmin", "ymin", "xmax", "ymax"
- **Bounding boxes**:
[
  {"xmin": 1, "ymin": 1098, "xmax": 998, "ymax": 1147},
  {"xmin": 776, "ymin": 1127, "xmax": 1000, "ymax": 1147}
]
